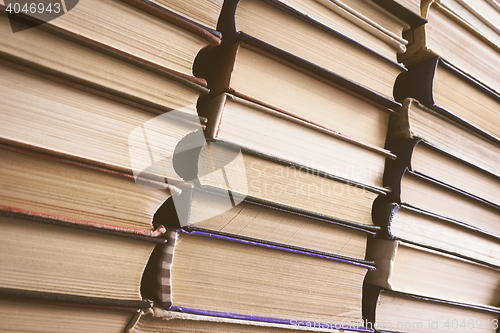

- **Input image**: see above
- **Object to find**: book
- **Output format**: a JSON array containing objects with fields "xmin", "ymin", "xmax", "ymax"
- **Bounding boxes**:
[
  {"xmin": 128, "ymin": 307, "xmax": 367, "ymax": 332},
  {"xmin": 431, "ymin": 0, "xmax": 500, "ymax": 48},
  {"xmin": 155, "ymin": 229, "xmax": 375, "ymax": 328},
  {"xmin": 198, "ymin": 93, "xmax": 393, "ymax": 189},
  {"xmin": 0, "ymin": 12, "xmax": 209, "ymax": 110},
  {"xmin": 382, "ymin": 167, "xmax": 500, "ymax": 236},
  {"xmin": 215, "ymin": 0, "xmax": 405, "ymax": 99},
  {"xmin": 363, "ymin": 286, "xmax": 500, "ymax": 333},
  {"xmin": 0, "ymin": 58, "xmax": 206, "ymax": 182},
  {"xmin": 241, "ymin": 0, "xmax": 411, "ymax": 60},
  {"xmin": 365, "ymin": 239, "xmax": 500, "ymax": 307},
  {"xmin": 121, "ymin": 0, "xmax": 224, "ymax": 33},
  {"xmin": 394, "ymin": 57, "xmax": 500, "ymax": 143},
  {"xmin": 155, "ymin": 186, "xmax": 376, "ymax": 261},
  {"xmin": 372, "ymin": 0, "xmax": 425, "ymax": 23},
  {"xmin": 176, "ymin": 140, "xmax": 385, "ymax": 227},
  {"xmin": 373, "ymin": 202, "xmax": 500, "ymax": 268},
  {"xmin": 0, "ymin": 296, "xmax": 141, "ymax": 333},
  {"xmin": 139, "ymin": 0, "xmax": 223, "ymax": 32},
  {"xmin": 0, "ymin": 288, "xmax": 149, "ymax": 332},
  {"xmin": 387, "ymin": 139, "xmax": 500, "ymax": 207},
  {"xmin": 0, "ymin": 0, "xmax": 220, "ymax": 78},
  {"xmin": 0, "ymin": 143, "xmax": 171, "ymax": 232},
  {"xmin": 399, "ymin": 0, "xmax": 500, "ymax": 94},
  {"xmin": 387, "ymin": 98, "xmax": 500, "ymax": 179},
  {"xmin": 0, "ymin": 211, "xmax": 163, "ymax": 303},
  {"xmin": 196, "ymin": 40, "xmax": 398, "ymax": 148}
]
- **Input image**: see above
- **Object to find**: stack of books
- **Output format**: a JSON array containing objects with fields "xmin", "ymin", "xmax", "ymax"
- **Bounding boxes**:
[
  {"xmin": 0, "ymin": 0, "xmax": 223, "ymax": 331},
  {"xmin": 129, "ymin": 0, "xmax": 432, "ymax": 332},
  {"xmin": 365, "ymin": 0, "xmax": 500, "ymax": 331}
]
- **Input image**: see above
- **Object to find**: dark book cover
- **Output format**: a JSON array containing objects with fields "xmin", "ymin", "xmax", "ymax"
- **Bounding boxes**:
[
  {"xmin": 370, "ymin": 0, "xmax": 427, "ymax": 28},
  {"xmin": 393, "ymin": 57, "xmax": 500, "ymax": 145}
]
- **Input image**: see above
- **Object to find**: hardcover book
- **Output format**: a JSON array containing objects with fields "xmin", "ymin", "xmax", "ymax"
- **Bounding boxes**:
[
  {"xmin": 238, "ymin": 0, "xmax": 411, "ymax": 60},
  {"xmin": 0, "ymin": 143, "xmax": 171, "ymax": 232},
  {"xmin": 363, "ymin": 286, "xmax": 500, "ymax": 333},
  {"xmin": 154, "ymin": 229, "xmax": 375, "ymax": 329},
  {"xmin": 386, "ymin": 98, "xmax": 500, "ymax": 178},
  {"xmin": 129, "ymin": 307, "xmax": 367, "ymax": 332},
  {"xmin": 0, "ymin": 295, "xmax": 141, "ymax": 333},
  {"xmin": 196, "ymin": 40, "xmax": 398, "ymax": 148},
  {"xmin": 215, "ymin": 0, "xmax": 406, "ymax": 100},
  {"xmin": 372, "ymin": 203, "xmax": 500, "ymax": 268},
  {"xmin": 174, "ymin": 139, "xmax": 385, "ymax": 227},
  {"xmin": 0, "ymin": 211, "xmax": 163, "ymax": 304},
  {"xmin": 198, "ymin": 93, "xmax": 394, "ymax": 189},
  {"xmin": 365, "ymin": 239, "xmax": 500, "ymax": 307},
  {"xmin": 155, "ymin": 185, "xmax": 376, "ymax": 261},
  {"xmin": 382, "ymin": 167, "xmax": 500, "ymax": 236},
  {"xmin": 394, "ymin": 57, "xmax": 500, "ymax": 143},
  {"xmin": 0, "ymin": 13, "xmax": 209, "ymax": 108},
  {"xmin": 399, "ymin": 0, "xmax": 500, "ymax": 93},
  {"xmin": 0, "ymin": 59, "xmax": 205, "ymax": 183},
  {"xmin": 386, "ymin": 138, "xmax": 500, "ymax": 207},
  {"xmin": 0, "ymin": 0, "xmax": 220, "ymax": 78}
]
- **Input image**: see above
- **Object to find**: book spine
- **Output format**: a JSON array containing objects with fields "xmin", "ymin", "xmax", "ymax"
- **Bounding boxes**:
[
  {"xmin": 236, "ymin": 33, "xmax": 402, "ymax": 110},
  {"xmin": 381, "ymin": 167, "xmax": 407, "ymax": 203},
  {"xmin": 362, "ymin": 284, "xmax": 383, "ymax": 327},
  {"xmin": 371, "ymin": 201, "xmax": 400, "ymax": 239},
  {"xmin": 384, "ymin": 138, "xmax": 420, "ymax": 170},
  {"xmin": 393, "ymin": 56, "xmax": 438, "ymax": 104},
  {"xmin": 156, "ymin": 230, "xmax": 178, "ymax": 308},
  {"xmin": 370, "ymin": 0, "xmax": 428, "ymax": 28}
]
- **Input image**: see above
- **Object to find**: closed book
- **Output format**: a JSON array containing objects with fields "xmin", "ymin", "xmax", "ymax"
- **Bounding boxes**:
[
  {"xmin": 424, "ymin": 0, "xmax": 500, "ymax": 51},
  {"xmin": 1, "ymin": 0, "xmax": 220, "ymax": 78},
  {"xmin": 382, "ymin": 167, "xmax": 500, "ymax": 237},
  {"xmin": 173, "ymin": 139, "xmax": 385, "ymax": 227},
  {"xmin": 129, "ymin": 307, "xmax": 368, "ymax": 332},
  {"xmin": 229, "ymin": 0, "xmax": 411, "ymax": 60},
  {"xmin": 215, "ymin": 0, "xmax": 406, "ymax": 100},
  {"xmin": 386, "ymin": 139, "xmax": 500, "ymax": 207},
  {"xmin": 0, "ymin": 13, "xmax": 209, "ymax": 110},
  {"xmin": 399, "ymin": 0, "xmax": 500, "ymax": 93},
  {"xmin": 373, "ymin": 202, "xmax": 500, "ymax": 268},
  {"xmin": 0, "ymin": 210, "xmax": 164, "ymax": 305},
  {"xmin": 155, "ymin": 229, "xmax": 375, "ymax": 329},
  {"xmin": 0, "ymin": 143, "xmax": 171, "ymax": 232},
  {"xmin": 0, "ymin": 293, "xmax": 143, "ymax": 333},
  {"xmin": 386, "ymin": 98, "xmax": 500, "ymax": 178},
  {"xmin": 363, "ymin": 286, "xmax": 500, "ymax": 333},
  {"xmin": 155, "ymin": 185, "xmax": 376, "ymax": 261},
  {"xmin": 394, "ymin": 57, "xmax": 500, "ymax": 144},
  {"xmin": 365, "ymin": 239, "xmax": 500, "ymax": 307},
  {"xmin": 0, "ymin": 59, "xmax": 206, "ymax": 184},
  {"xmin": 198, "ymin": 93, "xmax": 394, "ymax": 188},
  {"xmin": 121, "ymin": 0, "xmax": 223, "ymax": 35},
  {"xmin": 196, "ymin": 40, "xmax": 398, "ymax": 148}
]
